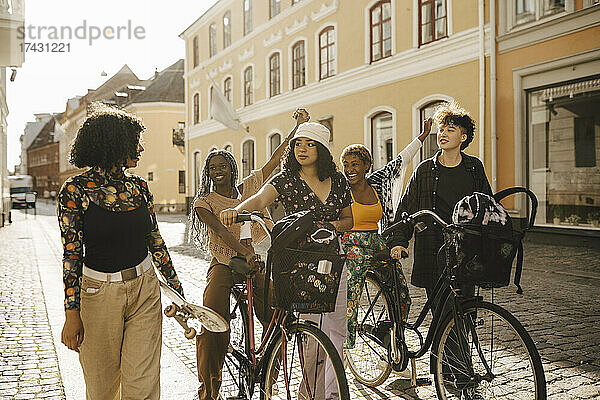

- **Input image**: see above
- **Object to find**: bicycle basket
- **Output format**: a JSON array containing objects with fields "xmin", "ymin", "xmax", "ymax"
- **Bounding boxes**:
[
  {"xmin": 451, "ymin": 224, "xmax": 522, "ymax": 289},
  {"xmin": 270, "ymin": 248, "xmax": 345, "ymax": 313}
]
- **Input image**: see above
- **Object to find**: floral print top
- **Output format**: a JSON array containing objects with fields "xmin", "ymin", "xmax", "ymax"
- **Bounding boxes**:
[
  {"xmin": 268, "ymin": 170, "xmax": 352, "ymax": 221},
  {"xmin": 57, "ymin": 167, "xmax": 183, "ymax": 310}
]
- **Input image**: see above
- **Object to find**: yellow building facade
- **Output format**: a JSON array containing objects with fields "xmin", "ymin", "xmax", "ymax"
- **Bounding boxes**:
[
  {"xmin": 181, "ymin": 0, "xmax": 494, "ymax": 205},
  {"xmin": 495, "ymin": 0, "xmax": 600, "ymax": 237},
  {"xmin": 126, "ymin": 102, "xmax": 186, "ymax": 213}
]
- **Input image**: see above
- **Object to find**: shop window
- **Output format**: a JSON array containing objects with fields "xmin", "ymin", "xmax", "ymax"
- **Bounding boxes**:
[{"xmin": 528, "ymin": 77, "xmax": 600, "ymax": 229}]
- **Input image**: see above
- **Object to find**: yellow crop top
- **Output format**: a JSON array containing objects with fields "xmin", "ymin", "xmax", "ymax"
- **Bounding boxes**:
[{"xmin": 350, "ymin": 189, "xmax": 383, "ymax": 231}]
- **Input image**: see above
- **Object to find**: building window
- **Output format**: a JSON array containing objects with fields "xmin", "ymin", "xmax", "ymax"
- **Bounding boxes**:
[
  {"xmin": 318, "ymin": 116, "xmax": 334, "ymax": 142},
  {"xmin": 292, "ymin": 0, "xmax": 302, "ymax": 4},
  {"xmin": 574, "ymin": 117, "xmax": 596, "ymax": 167},
  {"xmin": 194, "ymin": 151, "xmax": 201, "ymax": 195},
  {"xmin": 511, "ymin": 0, "xmax": 567, "ymax": 28},
  {"xmin": 270, "ymin": 0, "xmax": 280, "ymax": 18},
  {"xmin": 269, "ymin": 133, "xmax": 281, "ymax": 156},
  {"xmin": 244, "ymin": 0, "xmax": 253, "ymax": 36},
  {"xmin": 270, "ymin": 53, "xmax": 281, "ymax": 97},
  {"xmin": 223, "ymin": 11, "xmax": 231, "ymax": 48},
  {"xmin": 242, "ymin": 140, "xmax": 255, "ymax": 177},
  {"xmin": 148, "ymin": 172, "xmax": 154, "ymax": 181},
  {"xmin": 224, "ymin": 77, "xmax": 232, "ymax": 102},
  {"xmin": 543, "ymin": 0, "xmax": 565, "ymax": 16},
  {"xmin": 419, "ymin": 0, "xmax": 447, "ymax": 46},
  {"xmin": 193, "ymin": 93, "xmax": 200, "ymax": 124},
  {"xmin": 420, "ymin": 101, "xmax": 444, "ymax": 161},
  {"xmin": 370, "ymin": 1, "xmax": 392, "ymax": 62},
  {"xmin": 319, "ymin": 26, "xmax": 336, "ymax": 80},
  {"xmin": 209, "ymin": 23, "xmax": 217, "ymax": 57},
  {"xmin": 527, "ymin": 76, "xmax": 600, "ymax": 229},
  {"xmin": 515, "ymin": 0, "xmax": 535, "ymax": 24},
  {"xmin": 371, "ymin": 112, "xmax": 393, "ymax": 170},
  {"xmin": 244, "ymin": 66, "xmax": 253, "ymax": 106},
  {"xmin": 292, "ymin": 41, "xmax": 306, "ymax": 89},
  {"xmin": 178, "ymin": 171, "xmax": 186, "ymax": 193},
  {"xmin": 193, "ymin": 36, "xmax": 199, "ymax": 68}
]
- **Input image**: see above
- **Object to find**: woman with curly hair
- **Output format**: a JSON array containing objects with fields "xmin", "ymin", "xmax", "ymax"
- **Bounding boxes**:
[
  {"xmin": 57, "ymin": 103, "xmax": 184, "ymax": 400},
  {"xmin": 190, "ymin": 109, "xmax": 309, "ymax": 400},
  {"xmin": 220, "ymin": 122, "xmax": 353, "ymax": 399},
  {"xmin": 340, "ymin": 119, "xmax": 431, "ymax": 356}
]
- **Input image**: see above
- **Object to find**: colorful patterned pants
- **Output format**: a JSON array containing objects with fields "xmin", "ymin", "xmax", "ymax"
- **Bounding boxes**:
[{"xmin": 341, "ymin": 231, "xmax": 411, "ymax": 349}]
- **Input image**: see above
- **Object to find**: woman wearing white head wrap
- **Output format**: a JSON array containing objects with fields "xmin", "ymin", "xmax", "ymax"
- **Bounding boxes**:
[{"xmin": 220, "ymin": 118, "xmax": 353, "ymax": 399}]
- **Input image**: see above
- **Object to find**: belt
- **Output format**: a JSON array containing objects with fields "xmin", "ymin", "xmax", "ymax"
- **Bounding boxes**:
[{"xmin": 82, "ymin": 253, "xmax": 153, "ymax": 282}]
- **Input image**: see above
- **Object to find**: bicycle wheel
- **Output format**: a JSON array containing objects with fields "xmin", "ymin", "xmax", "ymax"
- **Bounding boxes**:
[
  {"xmin": 221, "ymin": 291, "xmax": 250, "ymax": 399},
  {"xmin": 432, "ymin": 300, "xmax": 546, "ymax": 399},
  {"xmin": 345, "ymin": 272, "xmax": 392, "ymax": 387},
  {"xmin": 261, "ymin": 321, "xmax": 350, "ymax": 400}
]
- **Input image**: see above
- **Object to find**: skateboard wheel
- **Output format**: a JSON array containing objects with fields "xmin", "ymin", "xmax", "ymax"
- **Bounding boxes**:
[
  {"xmin": 164, "ymin": 305, "xmax": 177, "ymax": 317},
  {"xmin": 184, "ymin": 327, "xmax": 197, "ymax": 339}
]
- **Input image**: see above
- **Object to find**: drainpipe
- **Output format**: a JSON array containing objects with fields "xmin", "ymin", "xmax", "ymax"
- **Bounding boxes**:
[
  {"xmin": 478, "ymin": 0, "xmax": 485, "ymax": 165},
  {"xmin": 490, "ymin": 0, "xmax": 497, "ymax": 192}
]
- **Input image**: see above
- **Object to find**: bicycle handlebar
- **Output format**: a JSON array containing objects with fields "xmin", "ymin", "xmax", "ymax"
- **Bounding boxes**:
[
  {"xmin": 235, "ymin": 212, "xmax": 272, "ymax": 238},
  {"xmin": 382, "ymin": 209, "xmax": 448, "ymax": 238}
]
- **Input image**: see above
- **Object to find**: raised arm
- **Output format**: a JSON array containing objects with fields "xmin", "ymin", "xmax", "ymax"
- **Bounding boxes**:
[
  {"xmin": 220, "ymin": 183, "xmax": 279, "ymax": 227},
  {"xmin": 259, "ymin": 108, "xmax": 309, "ymax": 180},
  {"xmin": 368, "ymin": 118, "xmax": 431, "ymax": 186}
]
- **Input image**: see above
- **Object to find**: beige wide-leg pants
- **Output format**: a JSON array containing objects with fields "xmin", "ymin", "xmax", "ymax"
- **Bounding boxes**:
[{"xmin": 79, "ymin": 265, "xmax": 162, "ymax": 400}]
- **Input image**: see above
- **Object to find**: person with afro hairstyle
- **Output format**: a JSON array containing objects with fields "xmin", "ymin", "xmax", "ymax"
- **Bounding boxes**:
[
  {"xmin": 340, "ymin": 119, "xmax": 432, "ymax": 351},
  {"xmin": 190, "ymin": 109, "xmax": 309, "ymax": 400},
  {"xmin": 57, "ymin": 103, "xmax": 184, "ymax": 399},
  {"xmin": 388, "ymin": 101, "xmax": 492, "ymax": 289}
]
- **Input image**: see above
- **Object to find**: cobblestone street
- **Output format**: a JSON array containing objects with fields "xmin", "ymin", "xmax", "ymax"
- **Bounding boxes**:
[{"xmin": 1, "ymin": 201, "xmax": 599, "ymax": 399}]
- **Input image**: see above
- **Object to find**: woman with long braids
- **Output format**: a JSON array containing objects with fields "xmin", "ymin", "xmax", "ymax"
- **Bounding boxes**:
[
  {"xmin": 220, "ymin": 121, "xmax": 353, "ymax": 399},
  {"xmin": 57, "ymin": 103, "xmax": 184, "ymax": 399},
  {"xmin": 190, "ymin": 109, "xmax": 309, "ymax": 400}
]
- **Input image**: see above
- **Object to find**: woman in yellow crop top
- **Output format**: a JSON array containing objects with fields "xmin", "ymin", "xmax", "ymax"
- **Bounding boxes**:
[{"xmin": 340, "ymin": 119, "xmax": 432, "ymax": 349}]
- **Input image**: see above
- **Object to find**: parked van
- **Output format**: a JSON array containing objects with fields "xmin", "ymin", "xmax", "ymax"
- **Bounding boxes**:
[{"xmin": 8, "ymin": 175, "xmax": 36, "ymax": 209}]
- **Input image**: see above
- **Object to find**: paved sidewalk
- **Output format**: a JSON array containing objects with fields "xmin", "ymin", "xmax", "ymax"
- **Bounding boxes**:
[{"xmin": 1, "ymin": 203, "xmax": 599, "ymax": 399}]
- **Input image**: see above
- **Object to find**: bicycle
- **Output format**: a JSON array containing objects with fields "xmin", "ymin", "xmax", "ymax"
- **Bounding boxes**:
[
  {"xmin": 345, "ymin": 190, "xmax": 547, "ymax": 399},
  {"xmin": 219, "ymin": 212, "xmax": 350, "ymax": 400}
]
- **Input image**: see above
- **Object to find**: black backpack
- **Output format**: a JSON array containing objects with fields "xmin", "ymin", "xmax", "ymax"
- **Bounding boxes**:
[{"xmin": 450, "ymin": 188, "xmax": 537, "ymax": 294}]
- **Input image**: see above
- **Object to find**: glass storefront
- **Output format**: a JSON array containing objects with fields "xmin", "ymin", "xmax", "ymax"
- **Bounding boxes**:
[{"xmin": 527, "ymin": 75, "xmax": 600, "ymax": 230}]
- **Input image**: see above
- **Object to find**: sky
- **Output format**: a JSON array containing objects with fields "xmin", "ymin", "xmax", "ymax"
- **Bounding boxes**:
[{"xmin": 6, "ymin": 0, "xmax": 219, "ymax": 171}]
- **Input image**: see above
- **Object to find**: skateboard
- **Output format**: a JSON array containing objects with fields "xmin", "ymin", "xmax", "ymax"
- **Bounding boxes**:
[{"xmin": 156, "ymin": 272, "xmax": 229, "ymax": 339}]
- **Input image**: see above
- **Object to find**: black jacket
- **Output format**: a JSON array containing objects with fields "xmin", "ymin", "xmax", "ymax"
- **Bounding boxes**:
[{"xmin": 388, "ymin": 151, "xmax": 492, "ymax": 289}]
